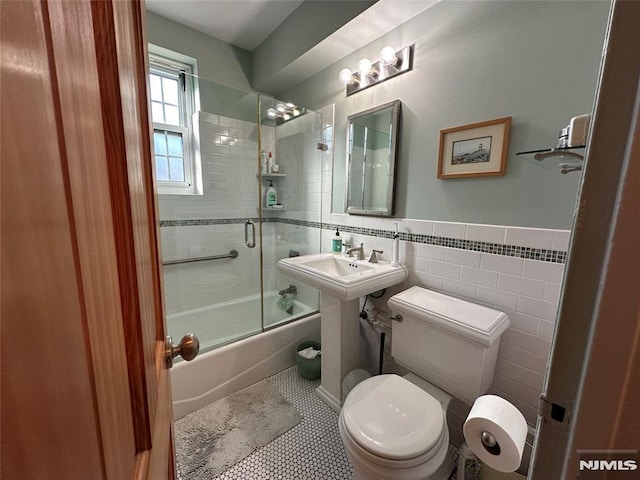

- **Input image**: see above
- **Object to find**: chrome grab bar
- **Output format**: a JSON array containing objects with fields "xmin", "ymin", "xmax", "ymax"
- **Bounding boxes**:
[
  {"xmin": 162, "ymin": 250, "xmax": 238, "ymax": 266},
  {"xmin": 245, "ymin": 220, "xmax": 256, "ymax": 248}
]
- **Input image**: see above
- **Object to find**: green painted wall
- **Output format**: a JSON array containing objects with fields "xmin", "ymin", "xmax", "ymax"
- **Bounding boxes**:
[
  {"xmin": 279, "ymin": 0, "xmax": 610, "ymax": 229},
  {"xmin": 252, "ymin": 0, "xmax": 377, "ymax": 93},
  {"xmin": 146, "ymin": 11, "xmax": 252, "ymax": 91},
  {"xmin": 145, "ymin": 11, "xmax": 258, "ymax": 122}
]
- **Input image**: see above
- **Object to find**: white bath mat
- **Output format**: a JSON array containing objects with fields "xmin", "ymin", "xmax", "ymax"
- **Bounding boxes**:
[{"xmin": 174, "ymin": 379, "xmax": 302, "ymax": 479}]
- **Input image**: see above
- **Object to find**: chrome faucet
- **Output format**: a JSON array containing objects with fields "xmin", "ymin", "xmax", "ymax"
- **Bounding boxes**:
[
  {"xmin": 278, "ymin": 284, "xmax": 297, "ymax": 296},
  {"xmin": 346, "ymin": 243, "xmax": 365, "ymax": 260},
  {"xmin": 368, "ymin": 249, "xmax": 383, "ymax": 263}
]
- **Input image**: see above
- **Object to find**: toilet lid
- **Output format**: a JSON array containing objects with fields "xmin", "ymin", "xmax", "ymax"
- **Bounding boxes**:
[{"xmin": 342, "ymin": 374, "xmax": 444, "ymax": 460}]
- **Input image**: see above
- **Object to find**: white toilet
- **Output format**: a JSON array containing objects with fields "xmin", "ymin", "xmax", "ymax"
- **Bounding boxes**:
[{"xmin": 339, "ymin": 286, "xmax": 510, "ymax": 480}]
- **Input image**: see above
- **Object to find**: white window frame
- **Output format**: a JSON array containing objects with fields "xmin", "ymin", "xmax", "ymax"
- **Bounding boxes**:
[{"xmin": 148, "ymin": 45, "xmax": 202, "ymax": 195}]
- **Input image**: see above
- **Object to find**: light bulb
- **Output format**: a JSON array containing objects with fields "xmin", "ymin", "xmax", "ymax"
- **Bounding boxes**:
[
  {"xmin": 275, "ymin": 103, "xmax": 287, "ymax": 113},
  {"xmin": 357, "ymin": 58, "xmax": 373, "ymax": 76},
  {"xmin": 339, "ymin": 68, "xmax": 355, "ymax": 85},
  {"xmin": 380, "ymin": 46, "xmax": 398, "ymax": 66},
  {"xmin": 267, "ymin": 108, "xmax": 277, "ymax": 117},
  {"xmin": 286, "ymin": 102, "xmax": 296, "ymax": 108}
]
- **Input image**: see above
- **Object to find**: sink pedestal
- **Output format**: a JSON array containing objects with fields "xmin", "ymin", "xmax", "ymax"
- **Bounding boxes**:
[
  {"xmin": 276, "ymin": 253, "xmax": 408, "ymax": 412},
  {"xmin": 315, "ymin": 293, "xmax": 360, "ymax": 412}
]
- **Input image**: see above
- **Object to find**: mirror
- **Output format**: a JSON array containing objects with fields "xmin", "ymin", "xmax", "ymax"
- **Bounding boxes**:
[{"xmin": 346, "ymin": 100, "xmax": 401, "ymax": 216}]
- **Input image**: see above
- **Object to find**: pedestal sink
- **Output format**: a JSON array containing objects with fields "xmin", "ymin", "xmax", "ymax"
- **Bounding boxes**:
[{"xmin": 277, "ymin": 253, "xmax": 407, "ymax": 411}]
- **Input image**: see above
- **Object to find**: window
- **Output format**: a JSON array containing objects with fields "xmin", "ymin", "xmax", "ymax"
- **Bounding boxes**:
[{"xmin": 148, "ymin": 49, "xmax": 201, "ymax": 195}]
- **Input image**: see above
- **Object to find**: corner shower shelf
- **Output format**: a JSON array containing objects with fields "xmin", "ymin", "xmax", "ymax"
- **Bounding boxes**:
[
  {"xmin": 259, "ymin": 173, "xmax": 287, "ymax": 179},
  {"xmin": 260, "ymin": 173, "xmax": 286, "ymax": 212},
  {"xmin": 517, "ymin": 146, "xmax": 585, "ymax": 174},
  {"xmin": 262, "ymin": 206, "xmax": 286, "ymax": 212}
]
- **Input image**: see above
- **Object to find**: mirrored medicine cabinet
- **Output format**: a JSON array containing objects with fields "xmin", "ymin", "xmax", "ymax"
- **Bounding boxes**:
[{"xmin": 346, "ymin": 100, "xmax": 401, "ymax": 216}]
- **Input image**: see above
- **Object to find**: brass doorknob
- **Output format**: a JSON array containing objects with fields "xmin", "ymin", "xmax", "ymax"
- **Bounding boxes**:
[{"xmin": 165, "ymin": 333, "xmax": 200, "ymax": 368}]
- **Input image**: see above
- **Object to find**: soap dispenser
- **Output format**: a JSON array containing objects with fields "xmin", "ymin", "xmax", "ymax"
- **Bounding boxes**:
[
  {"xmin": 266, "ymin": 180, "xmax": 277, "ymax": 207},
  {"xmin": 332, "ymin": 228, "xmax": 343, "ymax": 253}
]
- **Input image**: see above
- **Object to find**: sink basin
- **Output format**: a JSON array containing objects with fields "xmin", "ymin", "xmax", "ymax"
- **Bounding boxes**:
[
  {"xmin": 277, "ymin": 253, "xmax": 407, "ymax": 301},
  {"xmin": 299, "ymin": 256, "xmax": 375, "ymax": 277}
]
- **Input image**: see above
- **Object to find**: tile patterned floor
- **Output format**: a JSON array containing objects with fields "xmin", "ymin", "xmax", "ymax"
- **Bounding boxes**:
[
  {"xmin": 213, "ymin": 366, "xmax": 352, "ymax": 480},
  {"xmin": 178, "ymin": 366, "xmax": 461, "ymax": 480}
]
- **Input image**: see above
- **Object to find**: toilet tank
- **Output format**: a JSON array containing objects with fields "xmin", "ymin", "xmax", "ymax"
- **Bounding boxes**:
[{"xmin": 388, "ymin": 286, "xmax": 510, "ymax": 405}]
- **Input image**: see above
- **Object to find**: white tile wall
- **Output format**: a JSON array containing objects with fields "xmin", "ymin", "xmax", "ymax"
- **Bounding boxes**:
[
  {"xmin": 433, "ymin": 221, "xmax": 467, "ymax": 239},
  {"xmin": 268, "ymin": 109, "xmax": 325, "ymax": 300},
  {"xmin": 480, "ymin": 253, "xmax": 524, "ymax": 275},
  {"xmin": 505, "ymin": 226, "xmax": 555, "ymax": 249},
  {"xmin": 159, "ymin": 114, "xmax": 261, "ymax": 222},
  {"xmin": 405, "ymin": 219, "xmax": 434, "ymax": 235},
  {"xmin": 552, "ymin": 230, "xmax": 571, "ymax": 251},
  {"xmin": 523, "ymin": 259, "xmax": 565, "ymax": 282},
  {"xmin": 460, "ymin": 266, "xmax": 499, "ymax": 288},
  {"xmin": 445, "ymin": 248, "xmax": 481, "ymax": 268},
  {"xmin": 465, "ymin": 223, "xmax": 506, "ymax": 244},
  {"xmin": 325, "ymin": 214, "xmax": 568, "ymax": 428},
  {"xmin": 161, "ymin": 223, "xmax": 263, "ymax": 314}
]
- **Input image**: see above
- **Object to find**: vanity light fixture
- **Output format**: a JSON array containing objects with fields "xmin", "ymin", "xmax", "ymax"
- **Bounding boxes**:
[
  {"xmin": 379, "ymin": 46, "xmax": 399, "ymax": 67},
  {"xmin": 339, "ymin": 68, "xmax": 358, "ymax": 86},
  {"xmin": 338, "ymin": 45, "xmax": 413, "ymax": 96},
  {"xmin": 264, "ymin": 102, "xmax": 306, "ymax": 125},
  {"xmin": 357, "ymin": 58, "xmax": 378, "ymax": 78}
]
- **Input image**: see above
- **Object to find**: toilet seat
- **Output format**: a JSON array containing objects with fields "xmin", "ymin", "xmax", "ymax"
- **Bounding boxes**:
[{"xmin": 341, "ymin": 374, "xmax": 445, "ymax": 460}]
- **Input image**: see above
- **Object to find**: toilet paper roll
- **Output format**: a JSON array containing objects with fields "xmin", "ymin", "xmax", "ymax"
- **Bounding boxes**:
[{"xmin": 463, "ymin": 395, "xmax": 527, "ymax": 473}]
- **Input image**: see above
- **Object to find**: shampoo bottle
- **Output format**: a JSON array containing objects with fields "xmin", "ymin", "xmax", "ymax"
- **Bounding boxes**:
[
  {"xmin": 332, "ymin": 228, "xmax": 342, "ymax": 253},
  {"xmin": 267, "ymin": 180, "xmax": 277, "ymax": 207},
  {"xmin": 260, "ymin": 150, "xmax": 268, "ymax": 174},
  {"xmin": 267, "ymin": 152, "xmax": 274, "ymax": 173}
]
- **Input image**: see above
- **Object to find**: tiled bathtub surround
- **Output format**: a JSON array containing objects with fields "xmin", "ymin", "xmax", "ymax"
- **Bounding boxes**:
[{"xmin": 160, "ymin": 219, "xmax": 321, "ymax": 314}]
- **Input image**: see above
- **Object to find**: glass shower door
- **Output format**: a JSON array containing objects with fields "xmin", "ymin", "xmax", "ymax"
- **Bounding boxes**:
[
  {"xmin": 159, "ymin": 78, "xmax": 263, "ymax": 354},
  {"xmin": 258, "ymin": 96, "xmax": 324, "ymax": 329}
]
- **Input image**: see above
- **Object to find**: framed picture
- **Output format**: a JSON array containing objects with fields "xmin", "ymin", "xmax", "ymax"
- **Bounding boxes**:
[{"xmin": 437, "ymin": 117, "xmax": 511, "ymax": 179}]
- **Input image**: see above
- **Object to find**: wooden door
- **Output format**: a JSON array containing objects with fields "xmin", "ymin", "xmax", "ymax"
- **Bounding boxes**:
[{"xmin": 1, "ymin": 1, "xmax": 174, "ymax": 479}]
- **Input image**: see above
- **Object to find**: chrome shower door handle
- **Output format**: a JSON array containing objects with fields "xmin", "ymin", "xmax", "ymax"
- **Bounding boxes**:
[
  {"xmin": 165, "ymin": 333, "xmax": 200, "ymax": 368},
  {"xmin": 245, "ymin": 220, "xmax": 256, "ymax": 248}
]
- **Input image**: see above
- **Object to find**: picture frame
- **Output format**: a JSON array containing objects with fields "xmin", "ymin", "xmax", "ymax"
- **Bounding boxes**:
[{"xmin": 437, "ymin": 117, "xmax": 511, "ymax": 179}]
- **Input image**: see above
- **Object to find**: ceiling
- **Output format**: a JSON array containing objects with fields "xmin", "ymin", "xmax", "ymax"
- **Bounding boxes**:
[
  {"xmin": 145, "ymin": 0, "xmax": 441, "ymax": 94},
  {"xmin": 145, "ymin": 0, "xmax": 305, "ymax": 51}
]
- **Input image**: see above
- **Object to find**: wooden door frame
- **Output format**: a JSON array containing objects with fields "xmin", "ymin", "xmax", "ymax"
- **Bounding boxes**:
[{"xmin": 1, "ymin": 1, "xmax": 175, "ymax": 478}]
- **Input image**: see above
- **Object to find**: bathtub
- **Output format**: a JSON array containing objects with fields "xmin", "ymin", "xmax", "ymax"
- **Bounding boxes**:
[
  {"xmin": 169, "ymin": 291, "xmax": 320, "ymax": 419},
  {"xmin": 168, "ymin": 291, "xmax": 316, "ymax": 352}
]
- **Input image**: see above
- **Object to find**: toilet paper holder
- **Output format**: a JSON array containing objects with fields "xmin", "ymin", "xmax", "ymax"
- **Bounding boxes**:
[
  {"xmin": 463, "ymin": 395, "xmax": 528, "ymax": 473},
  {"xmin": 481, "ymin": 431, "xmax": 501, "ymax": 456}
]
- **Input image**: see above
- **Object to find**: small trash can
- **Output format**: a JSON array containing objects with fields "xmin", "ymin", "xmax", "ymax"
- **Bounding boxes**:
[{"xmin": 296, "ymin": 341, "xmax": 321, "ymax": 380}]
